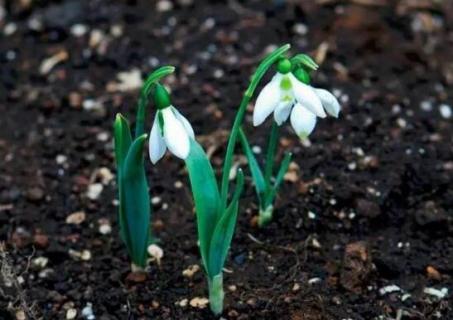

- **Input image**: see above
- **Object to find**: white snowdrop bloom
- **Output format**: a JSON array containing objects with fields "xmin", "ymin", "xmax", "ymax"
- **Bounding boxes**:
[
  {"xmin": 149, "ymin": 84, "xmax": 194, "ymax": 163},
  {"xmin": 253, "ymin": 59, "xmax": 341, "ymax": 139}
]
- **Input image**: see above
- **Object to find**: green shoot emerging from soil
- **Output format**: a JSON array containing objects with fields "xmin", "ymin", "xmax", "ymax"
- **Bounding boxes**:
[
  {"xmin": 241, "ymin": 53, "xmax": 341, "ymax": 226},
  {"xmin": 148, "ymin": 44, "xmax": 290, "ymax": 315},
  {"xmin": 113, "ymin": 66, "xmax": 175, "ymax": 270}
]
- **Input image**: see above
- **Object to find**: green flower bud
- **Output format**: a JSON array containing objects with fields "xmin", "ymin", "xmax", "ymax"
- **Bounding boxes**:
[{"xmin": 153, "ymin": 84, "xmax": 171, "ymax": 110}]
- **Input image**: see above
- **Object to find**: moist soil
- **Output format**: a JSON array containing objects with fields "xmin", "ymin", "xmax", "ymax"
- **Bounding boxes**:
[{"xmin": 1, "ymin": 1, "xmax": 452, "ymax": 319}]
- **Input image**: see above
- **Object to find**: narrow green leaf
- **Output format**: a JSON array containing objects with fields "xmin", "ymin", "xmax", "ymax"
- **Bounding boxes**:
[
  {"xmin": 265, "ymin": 152, "xmax": 292, "ymax": 207},
  {"xmin": 113, "ymin": 114, "xmax": 132, "ymax": 245},
  {"xmin": 114, "ymin": 114, "xmax": 132, "ymax": 172},
  {"xmin": 207, "ymin": 170, "xmax": 244, "ymax": 277},
  {"xmin": 121, "ymin": 134, "xmax": 151, "ymax": 267},
  {"xmin": 290, "ymin": 54, "xmax": 319, "ymax": 71},
  {"xmin": 184, "ymin": 139, "xmax": 220, "ymax": 270},
  {"xmin": 238, "ymin": 128, "xmax": 266, "ymax": 203}
]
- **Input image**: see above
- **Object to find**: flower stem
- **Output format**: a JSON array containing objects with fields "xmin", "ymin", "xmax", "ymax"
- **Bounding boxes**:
[
  {"xmin": 219, "ymin": 44, "xmax": 291, "ymax": 212},
  {"xmin": 208, "ymin": 274, "xmax": 224, "ymax": 315},
  {"xmin": 258, "ymin": 204, "xmax": 273, "ymax": 227},
  {"xmin": 264, "ymin": 121, "xmax": 279, "ymax": 186}
]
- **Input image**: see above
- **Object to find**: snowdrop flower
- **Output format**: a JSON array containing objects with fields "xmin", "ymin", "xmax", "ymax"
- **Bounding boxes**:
[
  {"xmin": 149, "ymin": 84, "xmax": 194, "ymax": 163},
  {"xmin": 253, "ymin": 58, "xmax": 341, "ymax": 138}
]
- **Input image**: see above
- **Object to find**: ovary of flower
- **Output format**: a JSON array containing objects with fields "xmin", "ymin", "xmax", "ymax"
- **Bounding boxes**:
[{"xmin": 253, "ymin": 71, "xmax": 341, "ymax": 138}]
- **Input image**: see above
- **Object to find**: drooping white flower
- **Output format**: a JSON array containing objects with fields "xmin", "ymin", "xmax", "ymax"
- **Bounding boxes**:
[
  {"xmin": 149, "ymin": 85, "xmax": 195, "ymax": 164},
  {"xmin": 253, "ymin": 61, "xmax": 341, "ymax": 139}
]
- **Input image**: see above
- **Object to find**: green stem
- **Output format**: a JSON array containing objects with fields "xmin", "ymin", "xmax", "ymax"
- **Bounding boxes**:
[
  {"xmin": 208, "ymin": 274, "xmax": 224, "ymax": 315},
  {"xmin": 219, "ymin": 44, "xmax": 291, "ymax": 212},
  {"xmin": 258, "ymin": 204, "xmax": 273, "ymax": 227},
  {"xmin": 264, "ymin": 121, "xmax": 279, "ymax": 185},
  {"xmin": 135, "ymin": 95, "xmax": 147, "ymax": 138}
]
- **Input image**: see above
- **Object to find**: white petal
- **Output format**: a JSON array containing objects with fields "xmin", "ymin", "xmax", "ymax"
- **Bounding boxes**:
[
  {"xmin": 149, "ymin": 114, "xmax": 167, "ymax": 164},
  {"xmin": 161, "ymin": 108, "xmax": 191, "ymax": 159},
  {"xmin": 289, "ymin": 74, "xmax": 326, "ymax": 118},
  {"xmin": 290, "ymin": 103, "xmax": 317, "ymax": 138},
  {"xmin": 273, "ymin": 101, "xmax": 293, "ymax": 125},
  {"xmin": 253, "ymin": 73, "xmax": 282, "ymax": 126},
  {"xmin": 315, "ymin": 88, "xmax": 341, "ymax": 118},
  {"xmin": 172, "ymin": 106, "xmax": 195, "ymax": 138}
]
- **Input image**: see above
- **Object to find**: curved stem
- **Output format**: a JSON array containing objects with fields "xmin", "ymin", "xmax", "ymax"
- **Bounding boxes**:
[
  {"xmin": 264, "ymin": 121, "xmax": 279, "ymax": 185},
  {"xmin": 219, "ymin": 44, "xmax": 291, "ymax": 212}
]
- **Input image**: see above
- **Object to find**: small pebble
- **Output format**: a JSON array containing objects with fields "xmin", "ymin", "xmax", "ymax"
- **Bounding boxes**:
[
  {"xmin": 439, "ymin": 104, "xmax": 452, "ymax": 119},
  {"xmin": 66, "ymin": 308, "xmax": 77, "ymax": 320},
  {"xmin": 147, "ymin": 244, "xmax": 163, "ymax": 266},
  {"xmin": 98, "ymin": 223, "xmax": 112, "ymax": 235},
  {"xmin": 176, "ymin": 298, "xmax": 188, "ymax": 307},
  {"xmin": 81, "ymin": 303, "xmax": 95, "ymax": 320},
  {"xmin": 66, "ymin": 211, "xmax": 86, "ymax": 225},
  {"xmin": 70, "ymin": 24, "xmax": 88, "ymax": 37},
  {"xmin": 157, "ymin": 0, "xmax": 173, "ymax": 12},
  {"xmin": 86, "ymin": 183, "xmax": 103, "ymax": 200},
  {"xmin": 189, "ymin": 297, "xmax": 209, "ymax": 309},
  {"xmin": 424, "ymin": 287, "xmax": 448, "ymax": 299},
  {"xmin": 182, "ymin": 264, "xmax": 200, "ymax": 278},
  {"xmin": 379, "ymin": 284, "xmax": 401, "ymax": 295},
  {"xmin": 32, "ymin": 257, "xmax": 49, "ymax": 269}
]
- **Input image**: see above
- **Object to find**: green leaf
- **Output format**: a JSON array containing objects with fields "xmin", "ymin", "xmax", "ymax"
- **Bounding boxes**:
[
  {"xmin": 121, "ymin": 134, "xmax": 151, "ymax": 267},
  {"xmin": 265, "ymin": 152, "xmax": 292, "ymax": 207},
  {"xmin": 238, "ymin": 128, "xmax": 266, "ymax": 205},
  {"xmin": 207, "ymin": 170, "xmax": 244, "ymax": 277},
  {"xmin": 184, "ymin": 139, "xmax": 220, "ymax": 270},
  {"xmin": 113, "ymin": 114, "xmax": 132, "ymax": 244},
  {"xmin": 290, "ymin": 54, "xmax": 319, "ymax": 71},
  {"xmin": 114, "ymin": 114, "xmax": 132, "ymax": 173}
]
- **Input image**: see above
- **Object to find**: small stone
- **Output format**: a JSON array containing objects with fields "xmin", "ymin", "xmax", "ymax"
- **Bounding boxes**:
[
  {"xmin": 293, "ymin": 23, "xmax": 308, "ymax": 35},
  {"xmin": 157, "ymin": 0, "xmax": 173, "ymax": 11},
  {"xmin": 182, "ymin": 264, "xmax": 200, "ymax": 278},
  {"xmin": 56, "ymin": 154, "xmax": 67, "ymax": 165},
  {"xmin": 439, "ymin": 104, "xmax": 452, "ymax": 119},
  {"xmin": 107, "ymin": 69, "xmax": 143, "ymax": 92},
  {"xmin": 66, "ymin": 308, "xmax": 77, "ymax": 319},
  {"xmin": 379, "ymin": 284, "xmax": 401, "ymax": 296},
  {"xmin": 147, "ymin": 244, "xmax": 163, "ymax": 266},
  {"xmin": 189, "ymin": 297, "xmax": 209, "ymax": 309},
  {"xmin": 66, "ymin": 211, "xmax": 86, "ymax": 225},
  {"xmin": 426, "ymin": 266, "xmax": 441, "ymax": 280},
  {"xmin": 70, "ymin": 24, "xmax": 88, "ymax": 37},
  {"xmin": 15, "ymin": 310, "xmax": 26, "ymax": 320},
  {"xmin": 69, "ymin": 92, "xmax": 82, "ymax": 108},
  {"xmin": 97, "ymin": 167, "xmax": 114, "ymax": 185},
  {"xmin": 98, "ymin": 222, "xmax": 111, "ymax": 235},
  {"xmin": 292, "ymin": 283, "xmax": 301, "ymax": 291},
  {"xmin": 228, "ymin": 285, "xmax": 237, "ymax": 292},
  {"xmin": 26, "ymin": 187, "xmax": 45, "ymax": 202},
  {"xmin": 39, "ymin": 51, "xmax": 68, "ymax": 75},
  {"xmin": 176, "ymin": 298, "xmax": 188, "ymax": 307},
  {"xmin": 423, "ymin": 287, "xmax": 448, "ymax": 299},
  {"xmin": 86, "ymin": 183, "xmax": 103, "ymax": 200},
  {"xmin": 32, "ymin": 257, "xmax": 49, "ymax": 269},
  {"xmin": 81, "ymin": 303, "xmax": 95, "ymax": 320}
]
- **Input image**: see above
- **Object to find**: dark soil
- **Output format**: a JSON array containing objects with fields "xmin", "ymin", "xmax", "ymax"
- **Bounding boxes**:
[{"xmin": 1, "ymin": 1, "xmax": 453, "ymax": 319}]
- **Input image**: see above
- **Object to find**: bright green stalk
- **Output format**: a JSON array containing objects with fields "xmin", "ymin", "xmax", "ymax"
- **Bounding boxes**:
[
  {"xmin": 219, "ymin": 44, "xmax": 291, "ymax": 212},
  {"xmin": 114, "ymin": 66, "xmax": 174, "ymax": 269},
  {"xmin": 263, "ymin": 121, "xmax": 279, "ymax": 185}
]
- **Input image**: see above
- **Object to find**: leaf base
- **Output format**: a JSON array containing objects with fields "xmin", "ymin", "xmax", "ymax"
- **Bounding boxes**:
[
  {"xmin": 258, "ymin": 205, "xmax": 274, "ymax": 227},
  {"xmin": 208, "ymin": 274, "xmax": 224, "ymax": 315}
]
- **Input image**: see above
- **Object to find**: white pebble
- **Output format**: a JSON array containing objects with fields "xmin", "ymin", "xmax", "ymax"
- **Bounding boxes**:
[
  {"xmin": 99, "ymin": 224, "xmax": 112, "ymax": 235},
  {"xmin": 56, "ymin": 154, "xmax": 67, "ymax": 165},
  {"xmin": 70, "ymin": 24, "xmax": 88, "ymax": 37},
  {"xmin": 308, "ymin": 277, "xmax": 321, "ymax": 284},
  {"xmin": 86, "ymin": 183, "xmax": 103, "ymax": 200},
  {"xmin": 66, "ymin": 308, "xmax": 77, "ymax": 320},
  {"xmin": 252, "ymin": 146, "xmax": 262, "ymax": 154},
  {"xmin": 3, "ymin": 23, "xmax": 17, "ymax": 36},
  {"xmin": 293, "ymin": 23, "xmax": 308, "ymax": 35},
  {"xmin": 424, "ymin": 287, "xmax": 448, "ymax": 299},
  {"xmin": 81, "ymin": 303, "xmax": 95, "ymax": 320},
  {"xmin": 379, "ymin": 284, "xmax": 401, "ymax": 295},
  {"xmin": 439, "ymin": 104, "xmax": 452, "ymax": 119},
  {"xmin": 308, "ymin": 211, "xmax": 316, "ymax": 219},
  {"xmin": 420, "ymin": 100, "xmax": 433, "ymax": 112},
  {"xmin": 157, "ymin": 0, "xmax": 173, "ymax": 11}
]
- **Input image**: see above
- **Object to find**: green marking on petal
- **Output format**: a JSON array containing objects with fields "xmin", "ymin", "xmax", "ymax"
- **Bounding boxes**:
[
  {"xmin": 280, "ymin": 76, "xmax": 292, "ymax": 90},
  {"xmin": 157, "ymin": 111, "xmax": 164, "ymax": 136}
]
